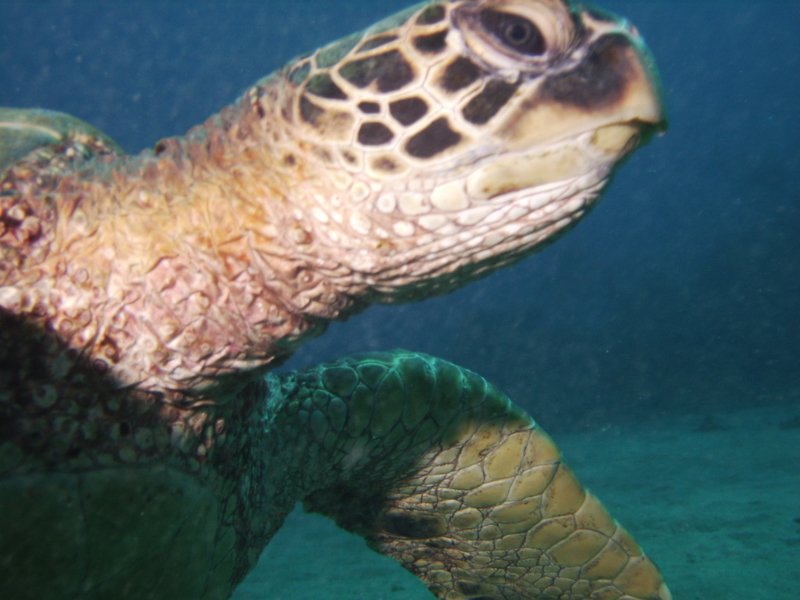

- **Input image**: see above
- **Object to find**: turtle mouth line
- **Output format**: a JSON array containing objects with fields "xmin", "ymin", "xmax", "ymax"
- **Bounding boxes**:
[
  {"xmin": 465, "ymin": 120, "xmax": 648, "ymax": 201},
  {"xmin": 627, "ymin": 116, "xmax": 669, "ymax": 149}
]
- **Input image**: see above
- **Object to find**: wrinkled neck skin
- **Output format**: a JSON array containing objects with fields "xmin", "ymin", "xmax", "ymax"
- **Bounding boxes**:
[
  {"xmin": 3, "ymin": 78, "xmax": 353, "ymax": 396},
  {"xmin": 1, "ymin": 73, "xmax": 604, "ymax": 399}
]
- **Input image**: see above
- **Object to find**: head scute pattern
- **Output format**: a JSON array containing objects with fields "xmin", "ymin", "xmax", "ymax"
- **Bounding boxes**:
[{"xmin": 272, "ymin": 0, "xmax": 664, "ymax": 300}]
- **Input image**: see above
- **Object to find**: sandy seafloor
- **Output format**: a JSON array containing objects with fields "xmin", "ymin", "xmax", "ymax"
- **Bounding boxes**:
[{"xmin": 232, "ymin": 403, "xmax": 800, "ymax": 600}]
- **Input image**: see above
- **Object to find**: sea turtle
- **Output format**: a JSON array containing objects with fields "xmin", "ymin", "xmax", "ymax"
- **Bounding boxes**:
[{"xmin": 0, "ymin": 1, "xmax": 668, "ymax": 599}]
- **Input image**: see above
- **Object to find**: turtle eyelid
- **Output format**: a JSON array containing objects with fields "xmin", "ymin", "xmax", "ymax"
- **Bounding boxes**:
[{"xmin": 479, "ymin": 9, "xmax": 547, "ymax": 57}]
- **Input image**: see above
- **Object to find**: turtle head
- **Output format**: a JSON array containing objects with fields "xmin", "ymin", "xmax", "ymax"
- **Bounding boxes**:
[{"xmin": 276, "ymin": 0, "xmax": 666, "ymax": 301}]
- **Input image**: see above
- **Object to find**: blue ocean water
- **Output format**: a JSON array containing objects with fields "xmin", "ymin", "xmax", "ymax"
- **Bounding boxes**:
[{"xmin": 1, "ymin": 2, "xmax": 798, "ymax": 599}]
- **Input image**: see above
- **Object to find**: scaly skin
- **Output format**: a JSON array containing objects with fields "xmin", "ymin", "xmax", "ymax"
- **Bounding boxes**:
[
  {"xmin": 0, "ymin": 2, "xmax": 668, "ymax": 599},
  {"xmin": 277, "ymin": 352, "xmax": 672, "ymax": 600}
]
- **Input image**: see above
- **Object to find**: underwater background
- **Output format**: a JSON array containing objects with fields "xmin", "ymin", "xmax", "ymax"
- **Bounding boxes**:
[{"xmin": 1, "ymin": 1, "xmax": 798, "ymax": 599}]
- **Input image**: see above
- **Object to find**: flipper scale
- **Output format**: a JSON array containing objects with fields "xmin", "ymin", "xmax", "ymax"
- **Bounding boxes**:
[{"xmin": 272, "ymin": 351, "xmax": 671, "ymax": 600}]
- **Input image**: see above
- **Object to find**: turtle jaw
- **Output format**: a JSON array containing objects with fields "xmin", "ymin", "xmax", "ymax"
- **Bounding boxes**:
[
  {"xmin": 492, "ymin": 4, "xmax": 667, "ymax": 154},
  {"xmin": 264, "ymin": 0, "xmax": 667, "ymax": 302},
  {"xmin": 460, "ymin": 4, "xmax": 667, "ymax": 207}
]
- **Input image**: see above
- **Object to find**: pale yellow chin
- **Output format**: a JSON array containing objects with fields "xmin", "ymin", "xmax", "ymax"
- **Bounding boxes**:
[{"xmin": 464, "ymin": 121, "xmax": 642, "ymax": 200}]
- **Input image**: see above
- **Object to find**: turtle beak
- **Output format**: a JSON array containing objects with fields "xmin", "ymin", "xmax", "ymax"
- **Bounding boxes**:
[
  {"xmin": 578, "ymin": 3, "xmax": 669, "ymax": 143},
  {"xmin": 497, "ymin": 3, "xmax": 667, "ymax": 155}
]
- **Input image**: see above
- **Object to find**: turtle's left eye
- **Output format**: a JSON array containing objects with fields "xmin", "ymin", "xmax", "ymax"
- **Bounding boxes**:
[{"xmin": 480, "ymin": 9, "xmax": 546, "ymax": 56}]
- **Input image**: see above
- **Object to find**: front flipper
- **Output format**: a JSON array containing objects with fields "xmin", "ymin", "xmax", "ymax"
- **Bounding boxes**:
[{"xmin": 271, "ymin": 351, "xmax": 671, "ymax": 600}]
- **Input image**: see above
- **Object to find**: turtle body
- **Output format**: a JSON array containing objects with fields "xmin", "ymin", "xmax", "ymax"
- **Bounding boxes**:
[{"xmin": 0, "ymin": 2, "xmax": 668, "ymax": 600}]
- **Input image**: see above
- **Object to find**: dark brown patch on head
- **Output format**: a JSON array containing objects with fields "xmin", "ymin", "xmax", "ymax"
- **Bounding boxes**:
[
  {"xmin": 380, "ymin": 510, "xmax": 446, "ymax": 538},
  {"xmin": 416, "ymin": 4, "xmax": 446, "ymax": 25},
  {"xmin": 339, "ymin": 50, "xmax": 415, "ymax": 93},
  {"xmin": 405, "ymin": 117, "xmax": 461, "ymax": 158},
  {"xmin": 306, "ymin": 73, "xmax": 348, "ymax": 100},
  {"xmin": 540, "ymin": 33, "xmax": 632, "ymax": 109},
  {"xmin": 341, "ymin": 150, "xmax": 358, "ymax": 165},
  {"xmin": 299, "ymin": 95, "xmax": 325, "ymax": 125},
  {"xmin": 440, "ymin": 57, "xmax": 483, "ymax": 92},
  {"xmin": 282, "ymin": 153, "xmax": 297, "ymax": 167},
  {"xmin": 389, "ymin": 97, "xmax": 429, "ymax": 126},
  {"xmin": 413, "ymin": 29, "xmax": 448, "ymax": 54},
  {"xmin": 358, "ymin": 101, "xmax": 381, "ymax": 114},
  {"xmin": 358, "ymin": 34, "xmax": 398, "ymax": 53},
  {"xmin": 462, "ymin": 79, "xmax": 520, "ymax": 125},
  {"xmin": 358, "ymin": 122, "xmax": 395, "ymax": 146}
]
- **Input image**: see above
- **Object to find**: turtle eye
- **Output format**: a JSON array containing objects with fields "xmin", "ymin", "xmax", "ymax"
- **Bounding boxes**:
[{"xmin": 480, "ymin": 9, "xmax": 546, "ymax": 56}]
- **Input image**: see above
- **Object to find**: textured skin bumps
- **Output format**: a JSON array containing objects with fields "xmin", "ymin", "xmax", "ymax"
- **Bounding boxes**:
[{"xmin": 274, "ymin": 352, "xmax": 671, "ymax": 600}]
